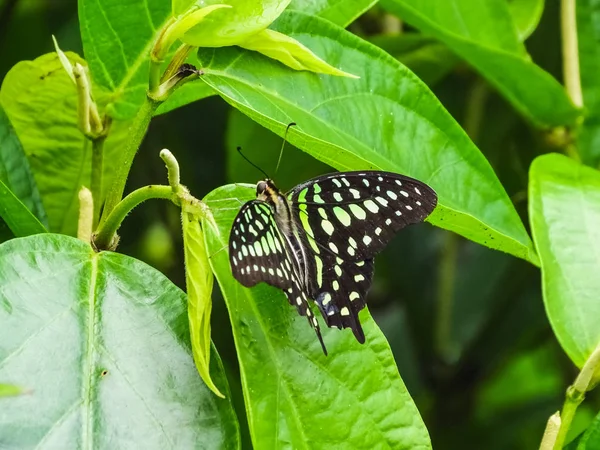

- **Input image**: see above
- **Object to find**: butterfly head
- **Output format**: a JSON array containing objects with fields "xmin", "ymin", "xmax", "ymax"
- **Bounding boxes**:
[{"xmin": 256, "ymin": 179, "xmax": 280, "ymax": 202}]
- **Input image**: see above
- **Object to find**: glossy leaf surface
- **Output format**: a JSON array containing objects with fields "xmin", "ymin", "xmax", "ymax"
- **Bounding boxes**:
[
  {"xmin": 383, "ymin": 0, "xmax": 578, "ymax": 127},
  {"xmin": 79, "ymin": 0, "xmax": 171, "ymax": 119},
  {"xmin": 529, "ymin": 154, "xmax": 600, "ymax": 366},
  {"xmin": 0, "ymin": 53, "xmax": 130, "ymax": 235},
  {"xmin": 0, "ymin": 105, "xmax": 47, "ymax": 227},
  {"xmin": 0, "ymin": 234, "xmax": 239, "ymax": 449},
  {"xmin": 576, "ymin": 0, "xmax": 600, "ymax": 166}
]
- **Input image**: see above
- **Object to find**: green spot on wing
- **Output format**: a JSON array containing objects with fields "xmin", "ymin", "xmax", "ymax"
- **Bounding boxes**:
[{"xmin": 334, "ymin": 207, "xmax": 352, "ymax": 226}]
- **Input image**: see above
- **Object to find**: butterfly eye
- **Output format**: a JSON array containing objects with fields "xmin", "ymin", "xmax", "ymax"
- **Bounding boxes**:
[{"xmin": 256, "ymin": 181, "xmax": 268, "ymax": 196}]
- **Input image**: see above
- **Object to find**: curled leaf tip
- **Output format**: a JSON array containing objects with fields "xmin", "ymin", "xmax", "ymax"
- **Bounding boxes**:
[{"xmin": 239, "ymin": 29, "xmax": 359, "ymax": 79}]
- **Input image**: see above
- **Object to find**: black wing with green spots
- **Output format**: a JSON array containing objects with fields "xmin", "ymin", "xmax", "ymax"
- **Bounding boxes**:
[{"xmin": 229, "ymin": 171, "xmax": 437, "ymax": 354}]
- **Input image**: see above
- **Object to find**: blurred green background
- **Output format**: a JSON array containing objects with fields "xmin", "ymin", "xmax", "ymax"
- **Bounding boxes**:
[{"xmin": 1, "ymin": 0, "xmax": 594, "ymax": 448}]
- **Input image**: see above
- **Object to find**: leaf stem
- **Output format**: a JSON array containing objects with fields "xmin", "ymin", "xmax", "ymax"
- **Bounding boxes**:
[
  {"xmin": 94, "ymin": 185, "xmax": 174, "ymax": 250},
  {"xmin": 545, "ymin": 344, "xmax": 600, "ymax": 449},
  {"xmin": 101, "ymin": 97, "xmax": 158, "ymax": 224},
  {"xmin": 561, "ymin": 0, "xmax": 583, "ymax": 108},
  {"xmin": 90, "ymin": 118, "xmax": 112, "ymax": 226},
  {"xmin": 553, "ymin": 386, "xmax": 585, "ymax": 449},
  {"xmin": 434, "ymin": 232, "xmax": 458, "ymax": 361}
]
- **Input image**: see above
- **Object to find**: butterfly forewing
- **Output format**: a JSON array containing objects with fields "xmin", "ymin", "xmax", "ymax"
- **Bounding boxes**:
[
  {"xmin": 229, "ymin": 201, "xmax": 295, "ymax": 290},
  {"xmin": 229, "ymin": 199, "xmax": 328, "ymax": 354},
  {"xmin": 288, "ymin": 171, "xmax": 437, "ymax": 262}
]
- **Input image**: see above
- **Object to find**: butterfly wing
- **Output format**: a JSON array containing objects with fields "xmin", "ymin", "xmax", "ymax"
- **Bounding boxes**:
[
  {"xmin": 315, "ymin": 259, "xmax": 374, "ymax": 343},
  {"xmin": 229, "ymin": 200, "xmax": 295, "ymax": 290},
  {"xmin": 289, "ymin": 171, "xmax": 437, "ymax": 262},
  {"xmin": 289, "ymin": 171, "xmax": 437, "ymax": 340},
  {"xmin": 229, "ymin": 199, "xmax": 328, "ymax": 354}
]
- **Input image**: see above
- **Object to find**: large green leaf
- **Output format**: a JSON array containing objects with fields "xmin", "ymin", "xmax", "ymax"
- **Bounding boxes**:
[
  {"xmin": 0, "ymin": 53, "xmax": 130, "ymax": 236},
  {"xmin": 79, "ymin": 0, "xmax": 172, "ymax": 119},
  {"xmin": 576, "ymin": 0, "xmax": 600, "ymax": 167},
  {"xmin": 202, "ymin": 184, "xmax": 432, "ymax": 449},
  {"xmin": 0, "ymin": 234, "xmax": 239, "ymax": 449},
  {"xmin": 0, "ymin": 104, "xmax": 47, "ymax": 227},
  {"xmin": 198, "ymin": 11, "xmax": 537, "ymax": 264},
  {"xmin": 529, "ymin": 154, "xmax": 600, "ymax": 367},
  {"xmin": 566, "ymin": 410, "xmax": 600, "ymax": 450},
  {"xmin": 382, "ymin": 0, "xmax": 579, "ymax": 127},
  {"xmin": 289, "ymin": 0, "xmax": 377, "ymax": 26},
  {"xmin": 368, "ymin": 34, "xmax": 458, "ymax": 86},
  {"xmin": 157, "ymin": 0, "xmax": 370, "ymax": 117},
  {"xmin": 0, "ymin": 179, "xmax": 47, "ymax": 237},
  {"xmin": 508, "ymin": 0, "xmax": 545, "ymax": 40}
]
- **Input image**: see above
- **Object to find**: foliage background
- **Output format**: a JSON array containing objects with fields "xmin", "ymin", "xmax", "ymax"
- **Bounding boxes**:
[{"xmin": 0, "ymin": 0, "xmax": 598, "ymax": 449}]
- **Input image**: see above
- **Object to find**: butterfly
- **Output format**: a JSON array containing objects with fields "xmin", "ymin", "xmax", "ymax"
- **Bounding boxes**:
[{"xmin": 228, "ymin": 171, "xmax": 437, "ymax": 355}]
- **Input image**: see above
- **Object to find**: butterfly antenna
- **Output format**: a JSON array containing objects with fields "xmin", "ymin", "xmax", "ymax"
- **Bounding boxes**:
[
  {"xmin": 275, "ymin": 122, "xmax": 296, "ymax": 175},
  {"xmin": 237, "ymin": 146, "xmax": 270, "ymax": 179}
]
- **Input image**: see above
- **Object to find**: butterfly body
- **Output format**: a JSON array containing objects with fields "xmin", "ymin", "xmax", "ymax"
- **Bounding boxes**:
[{"xmin": 229, "ymin": 171, "xmax": 437, "ymax": 355}]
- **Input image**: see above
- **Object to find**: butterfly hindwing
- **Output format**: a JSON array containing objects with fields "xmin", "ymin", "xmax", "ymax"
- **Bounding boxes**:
[
  {"xmin": 289, "ymin": 171, "xmax": 437, "ymax": 262},
  {"xmin": 229, "ymin": 199, "xmax": 328, "ymax": 354},
  {"xmin": 314, "ymin": 258, "xmax": 374, "ymax": 343},
  {"xmin": 229, "ymin": 200, "xmax": 295, "ymax": 290}
]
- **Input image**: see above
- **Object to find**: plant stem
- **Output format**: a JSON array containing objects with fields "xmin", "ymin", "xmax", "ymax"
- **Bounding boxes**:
[
  {"xmin": 553, "ymin": 387, "xmax": 585, "ymax": 449},
  {"xmin": 101, "ymin": 97, "xmax": 158, "ymax": 224},
  {"xmin": 561, "ymin": 0, "xmax": 583, "ymax": 108},
  {"xmin": 91, "ymin": 136, "xmax": 105, "ymax": 227},
  {"xmin": 94, "ymin": 184, "xmax": 173, "ymax": 250},
  {"xmin": 546, "ymin": 345, "xmax": 600, "ymax": 449},
  {"xmin": 434, "ymin": 232, "xmax": 458, "ymax": 361}
]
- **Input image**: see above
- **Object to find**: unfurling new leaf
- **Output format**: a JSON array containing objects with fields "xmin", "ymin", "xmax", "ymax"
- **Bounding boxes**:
[{"xmin": 182, "ymin": 210, "xmax": 223, "ymax": 398}]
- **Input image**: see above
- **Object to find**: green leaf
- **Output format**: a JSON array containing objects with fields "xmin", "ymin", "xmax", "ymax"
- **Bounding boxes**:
[
  {"xmin": 0, "ymin": 53, "xmax": 130, "ymax": 236},
  {"xmin": 202, "ymin": 184, "xmax": 432, "ymax": 449},
  {"xmin": 0, "ymin": 179, "xmax": 47, "ymax": 237},
  {"xmin": 199, "ymin": 11, "xmax": 537, "ymax": 264},
  {"xmin": 177, "ymin": 0, "xmax": 290, "ymax": 47},
  {"xmin": 382, "ymin": 0, "xmax": 579, "ymax": 127},
  {"xmin": 576, "ymin": 0, "xmax": 600, "ymax": 166},
  {"xmin": 239, "ymin": 28, "xmax": 358, "ymax": 77},
  {"xmin": 182, "ymin": 210, "xmax": 224, "ymax": 398},
  {"xmin": 567, "ymin": 410, "xmax": 600, "ymax": 450},
  {"xmin": 529, "ymin": 153, "xmax": 600, "ymax": 367},
  {"xmin": 0, "ymin": 104, "xmax": 48, "ymax": 227},
  {"xmin": 79, "ymin": 0, "xmax": 172, "ymax": 119},
  {"xmin": 158, "ymin": 0, "xmax": 370, "ymax": 116},
  {"xmin": 368, "ymin": 34, "xmax": 458, "ymax": 86},
  {"xmin": 0, "ymin": 234, "xmax": 239, "ymax": 448},
  {"xmin": 289, "ymin": 0, "xmax": 377, "ymax": 27},
  {"xmin": 508, "ymin": 0, "xmax": 545, "ymax": 40},
  {"xmin": 0, "ymin": 384, "xmax": 26, "ymax": 398}
]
